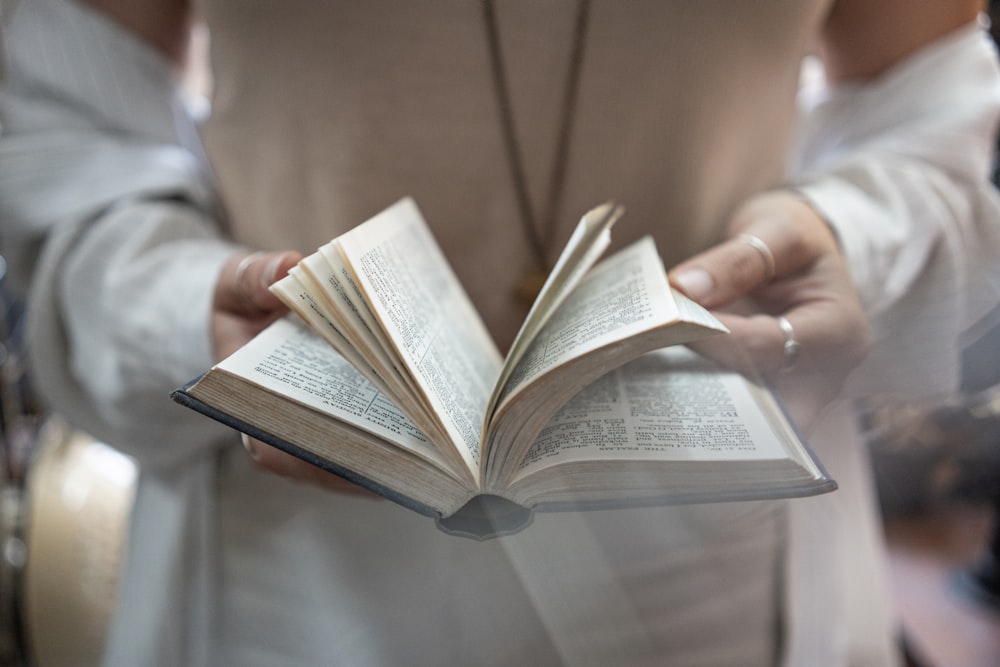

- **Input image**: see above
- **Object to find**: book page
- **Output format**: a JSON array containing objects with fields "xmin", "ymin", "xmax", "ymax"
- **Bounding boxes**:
[
  {"xmin": 316, "ymin": 243, "xmax": 401, "ymax": 360},
  {"xmin": 295, "ymin": 251, "xmax": 433, "ymax": 415},
  {"xmin": 296, "ymin": 253, "xmax": 386, "ymax": 361},
  {"xmin": 336, "ymin": 199, "xmax": 502, "ymax": 471},
  {"xmin": 270, "ymin": 272, "xmax": 394, "ymax": 396},
  {"xmin": 510, "ymin": 347, "xmax": 792, "ymax": 482},
  {"xmin": 484, "ymin": 202, "xmax": 622, "ymax": 421},
  {"xmin": 215, "ymin": 318, "xmax": 457, "ymax": 475},
  {"xmin": 498, "ymin": 237, "xmax": 704, "ymax": 406}
]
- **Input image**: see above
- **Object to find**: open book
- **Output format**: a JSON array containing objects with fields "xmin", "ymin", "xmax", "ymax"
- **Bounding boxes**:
[{"xmin": 172, "ymin": 198, "xmax": 835, "ymax": 538}]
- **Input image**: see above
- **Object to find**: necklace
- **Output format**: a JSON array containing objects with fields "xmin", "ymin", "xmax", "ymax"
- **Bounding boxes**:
[{"xmin": 482, "ymin": 0, "xmax": 592, "ymax": 306}]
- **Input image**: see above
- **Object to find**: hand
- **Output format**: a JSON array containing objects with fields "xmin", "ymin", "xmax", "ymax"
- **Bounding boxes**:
[
  {"xmin": 668, "ymin": 191, "xmax": 870, "ymax": 427},
  {"xmin": 212, "ymin": 250, "xmax": 302, "ymax": 360},
  {"xmin": 212, "ymin": 250, "xmax": 376, "ymax": 497}
]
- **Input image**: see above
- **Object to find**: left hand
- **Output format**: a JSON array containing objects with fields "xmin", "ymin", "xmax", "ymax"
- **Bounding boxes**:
[
  {"xmin": 212, "ymin": 250, "xmax": 378, "ymax": 497},
  {"xmin": 211, "ymin": 250, "xmax": 303, "ymax": 361},
  {"xmin": 668, "ymin": 190, "xmax": 870, "ymax": 425}
]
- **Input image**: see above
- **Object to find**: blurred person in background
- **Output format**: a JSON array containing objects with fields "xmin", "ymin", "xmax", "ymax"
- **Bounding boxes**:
[{"xmin": 1, "ymin": 0, "xmax": 999, "ymax": 665}]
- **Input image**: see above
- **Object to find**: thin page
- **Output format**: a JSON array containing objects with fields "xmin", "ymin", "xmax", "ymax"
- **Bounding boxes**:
[
  {"xmin": 272, "ymin": 271, "xmax": 453, "ymax": 448},
  {"xmin": 318, "ymin": 242, "xmax": 403, "ymax": 363},
  {"xmin": 296, "ymin": 254, "xmax": 395, "ymax": 371},
  {"xmin": 510, "ymin": 346, "xmax": 815, "ymax": 482},
  {"xmin": 295, "ymin": 253, "xmax": 430, "ymax": 413},
  {"xmin": 497, "ymin": 237, "xmax": 726, "ymax": 408},
  {"xmin": 215, "ymin": 317, "xmax": 459, "ymax": 477},
  {"xmin": 674, "ymin": 286, "xmax": 730, "ymax": 330},
  {"xmin": 308, "ymin": 246, "xmax": 448, "ymax": 441},
  {"xmin": 270, "ymin": 272, "xmax": 394, "ymax": 396},
  {"xmin": 336, "ymin": 198, "xmax": 502, "ymax": 476},
  {"xmin": 484, "ymin": 202, "xmax": 623, "ymax": 421}
]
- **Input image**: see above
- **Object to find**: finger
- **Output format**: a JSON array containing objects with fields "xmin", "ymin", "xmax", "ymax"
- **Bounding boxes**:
[
  {"xmin": 216, "ymin": 251, "xmax": 302, "ymax": 315},
  {"xmin": 685, "ymin": 313, "xmax": 786, "ymax": 377},
  {"xmin": 669, "ymin": 193, "xmax": 834, "ymax": 309},
  {"xmin": 242, "ymin": 435, "xmax": 378, "ymax": 497},
  {"xmin": 686, "ymin": 315, "xmax": 856, "ymax": 434},
  {"xmin": 669, "ymin": 223, "xmax": 810, "ymax": 309},
  {"xmin": 691, "ymin": 300, "xmax": 867, "ymax": 378}
]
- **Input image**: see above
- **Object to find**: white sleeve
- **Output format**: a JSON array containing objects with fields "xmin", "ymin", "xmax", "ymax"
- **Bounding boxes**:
[
  {"xmin": 0, "ymin": 0, "xmax": 245, "ymax": 467},
  {"xmin": 0, "ymin": 135, "xmax": 242, "ymax": 469},
  {"xmin": 791, "ymin": 21, "xmax": 1000, "ymax": 397},
  {"xmin": 0, "ymin": 134, "xmax": 241, "ymax": 469},
  {"xmin": 27, "ymin": 194, "xmax": 238, "ymax": 469}
]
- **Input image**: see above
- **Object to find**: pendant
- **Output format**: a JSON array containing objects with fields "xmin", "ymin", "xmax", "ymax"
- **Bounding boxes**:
[{"xmin": 513, "ymin": 264, "xmax": 549, "ymax": 308}]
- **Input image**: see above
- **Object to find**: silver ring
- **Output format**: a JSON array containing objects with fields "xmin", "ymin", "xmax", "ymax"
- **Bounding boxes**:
[
  {"xmin": 777, "ymin": 316, "xmax": 800, "ymax": 373},
  {"xmin": 736, "ymin": 233, "xmax": 776, "ymax": 282}
]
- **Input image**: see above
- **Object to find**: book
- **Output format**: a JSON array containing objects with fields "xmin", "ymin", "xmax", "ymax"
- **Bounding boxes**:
[{"xmin": 172, "ymin": 198, "xmax": 836, "ymax": 539}]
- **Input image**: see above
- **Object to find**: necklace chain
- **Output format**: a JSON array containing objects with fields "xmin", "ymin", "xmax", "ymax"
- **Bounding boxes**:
[{"xmin": 482, "ymin": 0, "xmax": 592, "ymax": 304}]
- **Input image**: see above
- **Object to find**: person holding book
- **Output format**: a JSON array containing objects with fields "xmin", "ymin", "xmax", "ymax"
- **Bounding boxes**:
[{"xmin": 2, "ymin": 0, "xmax": 999, "ymax": 665}]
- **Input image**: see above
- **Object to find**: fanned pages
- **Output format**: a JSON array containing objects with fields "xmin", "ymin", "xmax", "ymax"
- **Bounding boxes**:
[{"xmin": 174, "ymin": 198, "xmax": 836, "ymax": 539}]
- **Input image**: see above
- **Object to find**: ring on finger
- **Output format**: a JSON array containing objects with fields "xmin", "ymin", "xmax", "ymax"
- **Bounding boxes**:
[
  {"xmin": 736, "ymin": 233, "xmax": 776, "ymax": 282},
  {"xmin": 776, "ymin": 315, "xmax": 800, "ymax": 373}
]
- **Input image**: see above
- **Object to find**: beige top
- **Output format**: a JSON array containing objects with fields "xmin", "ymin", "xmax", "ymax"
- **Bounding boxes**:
[
  {"xmin": 200, "ymin": 0, "xmax": 828, "ymax": 348},
  {"xmin": 191, "ymin": 7, "xmax": 900, "ymax": 666}
]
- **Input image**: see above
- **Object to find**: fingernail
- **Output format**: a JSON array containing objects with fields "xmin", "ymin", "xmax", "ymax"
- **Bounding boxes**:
[
  {"xmin": 240, "ymin": 433, "xmax": 260, "ymax": 461},
  {"xmin": 672, "ymin": 268, "xmax": 714, "ymax": 302}
]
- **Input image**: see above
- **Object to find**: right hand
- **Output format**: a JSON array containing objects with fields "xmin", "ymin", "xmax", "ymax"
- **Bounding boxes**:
[
  {"xmin": 669, "ymin": 191, "xmax": 870, "ymax": 428},
  {"xmin": 212, "ymin": 250, "xmax": 377, "ymax": 497}
]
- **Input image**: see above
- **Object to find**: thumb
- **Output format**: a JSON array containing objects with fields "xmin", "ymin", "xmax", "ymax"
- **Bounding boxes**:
[
  {"xmin": 668, "ymin": 193, "xmax": 832, "ymax": 309},
  {"xmin": 215, "ymin": 251, "xmax": 302, "ymax": 314},
  {"xmin": 669, "ymin": 233, "xmax": 780, "ymax": 309}
]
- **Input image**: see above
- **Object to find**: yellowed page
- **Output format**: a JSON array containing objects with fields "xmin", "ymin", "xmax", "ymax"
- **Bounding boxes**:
[
  {"xmin": 498, "ymin": 237, "xmax": 726, "ymax": 408},
  {"xmin": 336, "ymin": 198, "xmax": 502, "ymax": 476},
  {"xmin": 483, "ymin": 202, "xmax": 623, "ymax": 422},
  {"xmin": 215, "ymin": 317, "xmax": 458, "ymax": 476},
  {"xmin": 510, "ymin": 347, "xmax": 818, "ymax": 482}
]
